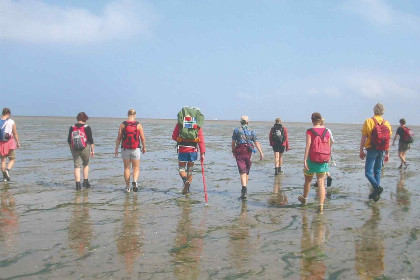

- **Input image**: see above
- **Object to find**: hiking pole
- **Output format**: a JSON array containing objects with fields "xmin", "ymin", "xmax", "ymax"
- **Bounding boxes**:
[{"xmin": 200, "ymin": 157, "xmax": 209, "ymax": 206}]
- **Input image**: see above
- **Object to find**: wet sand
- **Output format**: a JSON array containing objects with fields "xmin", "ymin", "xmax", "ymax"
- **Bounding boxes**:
[{"xmin": 1, "ymin": 117, "xmax": 419, "ymax": 279}]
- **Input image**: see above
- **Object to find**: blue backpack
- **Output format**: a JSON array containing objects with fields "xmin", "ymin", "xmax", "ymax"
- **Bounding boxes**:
[{"xmin": 0, "ymin": 119, "xmax": 11, "ymax": 142}]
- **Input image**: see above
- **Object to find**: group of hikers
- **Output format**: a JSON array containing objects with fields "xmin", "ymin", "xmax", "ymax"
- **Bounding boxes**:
[{"xmin": 0, "ymin": 103, "xmax": 414, "ymax": 213}]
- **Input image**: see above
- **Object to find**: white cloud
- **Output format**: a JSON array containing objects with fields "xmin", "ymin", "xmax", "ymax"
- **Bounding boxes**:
[
  {"xmin": 302, "ymin": 71, "xmax": 419, "ymax": 100},
  {"xmin": 344, "ymin": 0, "xmax": 420, "ymax": 32},
  {"xmin": 0, "ymin": 0, "xmax": 155, "ymax": 45}
]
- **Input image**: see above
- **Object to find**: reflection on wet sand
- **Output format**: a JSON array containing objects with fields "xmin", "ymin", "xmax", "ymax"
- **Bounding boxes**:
[
  {"xmin": 115, "ymin": 195, "xmax": 143, "ymax": 274},
  {"xmin": 395, "ymin": 173, "xmax": 410, "ymax": 207},
  {"xmin": 267, "ymin": 175, "xmax": 288, "ymax": 207},
  {"xmin": 355, "ymin": 205, "xmax": 384, "ymax": 280},
  {"xmin": 300, "ymin": 210, "xmax": 328, "ymax": 280},
  {"xmin": 0, "ymin": 184, "xmax": 19, "ymax": 252},
  {"xmin": 68, "ymin": 190, "xmax": 93, "ymax": 257},
  {"xmin": 228, "ymin": 201, "xmax": 257, "ymax": 272},
  {"xmin": 171, "ymin": 200, "xmax": 205, "ymax": 280}
]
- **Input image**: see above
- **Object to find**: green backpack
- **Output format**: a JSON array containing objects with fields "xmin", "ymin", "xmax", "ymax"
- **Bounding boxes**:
[{"xmin": 177, "ymin": 107, "xmax": 204, "ymax": 140}]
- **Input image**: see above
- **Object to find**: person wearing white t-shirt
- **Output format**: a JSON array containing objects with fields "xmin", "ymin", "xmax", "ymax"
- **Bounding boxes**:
[{"xmin": 0, "ymin": 108, "xmax": 20, "ymax": 181}]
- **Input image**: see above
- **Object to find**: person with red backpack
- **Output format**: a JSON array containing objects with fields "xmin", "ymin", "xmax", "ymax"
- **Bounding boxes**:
[
  {"xmin": 115, "ymin": 109, "xmax": 146, "ymax": 193},
  {"xmin": 359, "ymin": 103, "xmax": 392, "ymax": 202},
  {"xmin": 298, "ymin": 112, "xmax": 331, "ymax": 213},
  {"xmin": 269, "ymin": 117, "xmax": 290, "ymax": 175},
  {"xmin": 392, "ymin": 118, "xmax": 413, "ymax": 170},
  {"xmin": 68, "ymin": 112, "xmax": 95, "ymax": 190}
]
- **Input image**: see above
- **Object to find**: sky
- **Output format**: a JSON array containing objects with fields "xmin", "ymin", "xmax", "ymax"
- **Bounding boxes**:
[{"xmin": 1, "ymin": 0, "xmax": 419, "ymax": 124}]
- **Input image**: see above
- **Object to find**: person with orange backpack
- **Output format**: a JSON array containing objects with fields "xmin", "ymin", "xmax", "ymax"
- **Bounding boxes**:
[
  {"xmin": 359, "ymin": 103, "xmax": 392, "ymax": 202},
  {"xmin": 68, "ymin": 112, "xmax": 95, "ymax": 190},
  {"xmin": 392, "ymin": 118, "xmax": 413, "ymax": 170},
  {"xmin": 298, "ymin": 112, "xmax": 331, "ymax": 213},
  {"xmin": 115, "ymin": 109, "xmax": 146, "ymax": 193}
]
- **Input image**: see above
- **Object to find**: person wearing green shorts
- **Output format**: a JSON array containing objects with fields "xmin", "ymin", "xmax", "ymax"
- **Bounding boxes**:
[{"xmin": 298, "ymin": 112, "xmax": 331, "ymax": 213}]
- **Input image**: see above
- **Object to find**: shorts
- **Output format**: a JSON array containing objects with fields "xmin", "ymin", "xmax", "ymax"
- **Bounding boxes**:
[
  {"xmin": 235, "ymin": 145, "xmax": 252, "ymax": 175},
  {"xmin": 272, "ymin": 145, "xmax": 286, "ymax": 153},
  {"xmin": 0, "ymin": 149, "xmax": 15, "ymax": 160},
  {"xmin": 303, "ymin": 159, "xmax": 329, "ymax": 177},
  {"xmin": 71, "ymin": 145, "xmax": 90, "ymax": 168},
  {"xmin": 398, "ymin": 142, "xmax": 410, "ymax": 152},
  {"xmin": 178, "ymin": 152, "xmax": 198, "ymax": 162},
  {"xmin": 121, "ymin": 148, "xmax": 141, "ymax": 160}
]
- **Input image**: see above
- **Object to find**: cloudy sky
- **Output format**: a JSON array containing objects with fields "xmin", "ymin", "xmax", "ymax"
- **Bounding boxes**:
[{"xmin": 1, "ymin": 0, "xmax": 419, "ymax": 124}]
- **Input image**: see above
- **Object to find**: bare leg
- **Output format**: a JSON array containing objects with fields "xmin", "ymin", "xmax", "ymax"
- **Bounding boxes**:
[
  {"xmin": 274, "ymin": 152, "xmax": 280, "ymax": 168},
  {"xmin": 123, "ymin": 158, "xmax": 131, "ymax": 188},
  {"xmin": 74, "ymin": 167, "xmax": 81, "ymax": 182},
  {"xmin": 83, "ymin": 165, "xmax": 89, "ymax": 180},
  {"xmin": 186, "ymin": 162, "xmax": 194, "ymax": 183},
  {"xmin": 1, "ymin": 158, "xmax": 6, "ymax": 172},
  {"xmin": 303, "ymin": 175, "xmax": 313, "ymax": 198},
  {"xmin": 132, "ymin": 159, "xmax": 140, "ymax": 182},
  {"xmin": 278, "ymin": 153, "xmax": 283, "ymax": 167},
  {"xmin": 178, "ymin": 162, "xmax": 187, "ymax": 179},
  {"xmin": 316, "ymin": 173, "xmax": 326, "ymax": 205},
  {"xmin": 7, "ymin": 158, "xmax": 15, "ymax": 170},
  {"xmin": 240, "ymin": 173, "xmax": 248, "ymax": 186}
]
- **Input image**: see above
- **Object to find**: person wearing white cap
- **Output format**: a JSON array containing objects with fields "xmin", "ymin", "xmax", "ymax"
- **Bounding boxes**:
[{"xmin": 231, "ymin": 115, "xmax": 264, "ymax": 199}]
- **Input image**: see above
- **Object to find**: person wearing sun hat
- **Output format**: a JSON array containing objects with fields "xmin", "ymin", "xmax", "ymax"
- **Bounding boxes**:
[{"xmin": 231, "ymin": 115, "xmax": 264, "ymax": 199}]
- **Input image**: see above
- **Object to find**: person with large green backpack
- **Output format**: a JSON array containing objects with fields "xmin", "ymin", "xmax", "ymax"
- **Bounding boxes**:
[{"xmin": 172, "ymin": 107, "xmax": 206, "ymax": 195}]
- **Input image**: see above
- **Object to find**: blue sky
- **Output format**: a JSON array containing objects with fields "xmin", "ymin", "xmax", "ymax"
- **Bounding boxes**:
[{"xmin": 1, "ymin": 0, "xmax": 419, "ymax": 124}]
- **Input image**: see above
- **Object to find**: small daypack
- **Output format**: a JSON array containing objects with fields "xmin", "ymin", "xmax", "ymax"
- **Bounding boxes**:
[
  {"xmin": 0, "ymin": 119, "xmax": 11, "ymax": 142},
  {"xmin": 272, "ymin": 124, "xmax": 285, "ymax": 145},
  {"xmin": 122, "ymin": 121, "xmax": 140, "ymax": 149},
  {"xmin": 371, "ymin": 118, "xmax": 391, "ymax": 151},
  {"xmin": 401, "ymin": 126, "xmax": 414, "ymax": 143},
  {"xmin": 71, "ymin": 125, "xmax": 88, "ymax": 150},
  {"xmin": 308, "ymin": 128, "xmax": 331, "ymax": 163},
  {"xmin": 177, "ymin": 107, "xmax": 204, "ymax": 142}
]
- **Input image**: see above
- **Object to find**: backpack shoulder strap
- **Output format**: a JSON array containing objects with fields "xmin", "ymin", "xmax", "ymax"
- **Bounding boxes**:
[
  {"xmin": 308, "ymin": 128, "xmax": 320, "ymax": 137},
  {"xmin": 371, "ymin": 117, "xmax": 383, "ymax": 126},
  {"xmin": 322, "ymin": 128, "xmax": 328, "ymax": 138}
]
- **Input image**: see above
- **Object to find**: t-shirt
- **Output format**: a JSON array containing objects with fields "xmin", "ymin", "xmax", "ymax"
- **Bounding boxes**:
[
  {"xmin": 396, "ymin": 126, "xmax": 408, "ymax": 144},
  {"xmin": 361, "ymin": 116, "xmax": 392, "ymax": 149},
  {"xmin": 67, "ymin": 123, "xmax": 94, "ymax": 145},
  {"xmin": 232, "ymin": 125, "xmax": 258, "ymax": 145},
  {"xmin": 0, "ymin": 118, "xmax": 14, "ymax": 135}
]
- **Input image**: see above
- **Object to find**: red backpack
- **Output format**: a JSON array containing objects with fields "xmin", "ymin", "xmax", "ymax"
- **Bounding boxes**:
[
  {"xmin": 371, "ymin": 118, "xmax": 391, "ymax": 151},
  {"xmin": 122, "ymin": 121, "xmax": 140, "ymax": 149},
  {"xmin": 308, "ymin": 128, "xmax": 331, "ymax": 163},
  {"xmin": 401, "ymin": 126, "xmax": 414, "ymax": 143},
  {"xmin": 71, "ymin": 125, "xmax": 88, "ymax": 150}
]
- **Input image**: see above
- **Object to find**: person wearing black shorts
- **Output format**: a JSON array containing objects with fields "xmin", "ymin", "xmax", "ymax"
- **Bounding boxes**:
[
  {"xmin": 392, "ymin": 118, "xmax": 411, "ymax": 170},
  {"xmin": 269, "ymin": 118, "xmax": 290, "ymax": 175}
]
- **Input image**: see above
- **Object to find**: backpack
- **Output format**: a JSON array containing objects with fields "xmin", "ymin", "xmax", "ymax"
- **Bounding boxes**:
[
  {"xmin": 401, "ymin": 126, "xmax": 414, "ymax": 143},
  {"xmin": 272, "ymin": 124, "xmax": 285, "ymax": 145},
  {"xmin": 177, "ymin": 107, "xmax": 204, "ymax": 141},
  {"xmin": 71, "ymin": 125, "xmax": 88, "ymax": 150},
  {"xmin": 370, "ymin": 118, "xmax": 391, "ymax": 151},
  {"xmin": 122, "ymin": 121, "xmax": 140, "ymax": 149},
  {"xmin": 0, "ymin": 119, "xmax": 11, "ymax": 142},
  {"xmin": 308, "ymin": 128, "xmax": 331, "ymax": 163}
]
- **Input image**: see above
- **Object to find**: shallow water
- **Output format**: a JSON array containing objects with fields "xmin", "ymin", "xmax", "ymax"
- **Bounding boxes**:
[{"xmin": 1, "ymin": 117, "xmax": 419, "ymax": 279}]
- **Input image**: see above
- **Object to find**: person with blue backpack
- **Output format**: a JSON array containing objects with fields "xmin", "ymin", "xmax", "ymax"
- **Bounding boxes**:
[
  {"xmin": 232, "ymin": 115, "xmax": 264, "ymax": 199},
  {"xmin": 0, "ymin": 108, "xmax": 20, "ymax": 182}
]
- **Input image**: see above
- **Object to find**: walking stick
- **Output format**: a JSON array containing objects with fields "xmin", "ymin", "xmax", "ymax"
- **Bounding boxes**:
[{"xmin": 201, "ymin": 157, "xmax": 209, "ymax": 206}]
